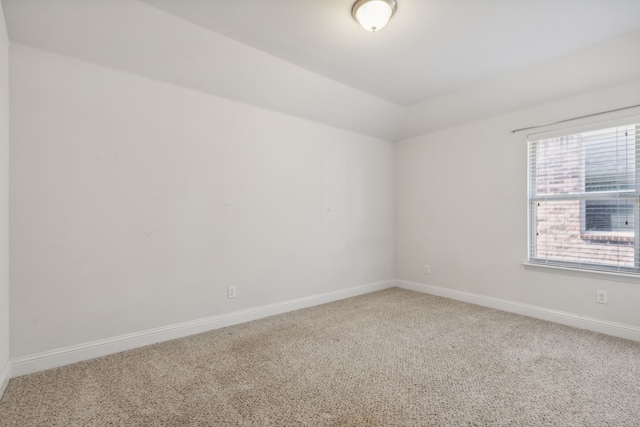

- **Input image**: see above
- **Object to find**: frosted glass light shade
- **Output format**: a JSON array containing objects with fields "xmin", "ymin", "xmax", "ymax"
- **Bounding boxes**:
[{"xmin": 352, "ymin": 0, "xmax": 397, "ymax": 32}]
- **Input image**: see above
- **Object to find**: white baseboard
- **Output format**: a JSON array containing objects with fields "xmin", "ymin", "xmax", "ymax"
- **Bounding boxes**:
[
  {"xmin": 396, "ymin": 280, "xmax": 640, "ymax": 342},
  {"xmin": 10, "ymin": 280, "xmax": 394, "ymax": 377},
  {"xmin": 11, "ymin": 278, "xmax": 639, "ymax": 378},
  {"xmin": 0, "ymin": 360, "xmax": 10, "ymax": 399}
]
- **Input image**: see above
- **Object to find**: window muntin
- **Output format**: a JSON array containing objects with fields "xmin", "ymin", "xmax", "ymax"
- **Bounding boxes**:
[{"xmin": 528, "ymin": 123, "xmax": 639, "ymax": 274}]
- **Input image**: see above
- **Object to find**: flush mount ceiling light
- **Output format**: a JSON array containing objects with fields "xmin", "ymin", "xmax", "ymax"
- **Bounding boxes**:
[{"xmin": 352, "ymin": 0, "xmax": 397, "ymax": 32}]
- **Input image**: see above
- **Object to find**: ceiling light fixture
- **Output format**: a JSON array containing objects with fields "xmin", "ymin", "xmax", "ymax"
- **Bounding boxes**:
[{"xmin": 352, "ymin": 0, "xmax": 397, "ymax": 32}]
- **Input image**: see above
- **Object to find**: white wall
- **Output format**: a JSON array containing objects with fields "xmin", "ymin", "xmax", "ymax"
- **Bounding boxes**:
[
  {"xmin": 2, "ymin": 0, "xmax": 404, "ymax": 141},
  {"xmin": 0, "ymin": 2, "xmax": 10, "ymax": 394},
  {"xmin": 396, "ymin": 78, "xmax": 640, "ymax": 328},
  {"xmin": 9, "ymin": 45, "xmax": 395, "ymax": 358}
]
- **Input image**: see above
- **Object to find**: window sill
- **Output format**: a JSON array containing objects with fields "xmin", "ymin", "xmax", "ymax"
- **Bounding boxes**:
[
  {"xmin": 523, "ymin": 262, "xmax": 640, "ymax": 283},
  {"xmin": 580, "ymin": 232, "xmax": 634, "ymax": 244}
]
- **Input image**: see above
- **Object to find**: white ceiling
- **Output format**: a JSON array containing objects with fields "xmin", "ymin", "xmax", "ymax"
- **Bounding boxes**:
[
  {"xmin": 139, "ymin": 0, "xmax": 640, "ymax": 107},
  {"xmin": 2, "ymin": 0, "xmax": 640, "ymax": 140}
]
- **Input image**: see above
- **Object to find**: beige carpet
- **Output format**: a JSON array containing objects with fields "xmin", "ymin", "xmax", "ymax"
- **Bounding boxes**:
[{"xmin": 1, "ymin": 288, "xmax": 639, "ymax": 426}]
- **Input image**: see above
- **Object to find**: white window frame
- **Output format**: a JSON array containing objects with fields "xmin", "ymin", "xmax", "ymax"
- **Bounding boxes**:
[{"xmin": 526, "ymin": 116, "xmax": 640, "ymax": 280}]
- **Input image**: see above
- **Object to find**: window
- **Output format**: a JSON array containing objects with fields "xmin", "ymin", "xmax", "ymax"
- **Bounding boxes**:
[{"xmin": 528, "ymin": 122, "xmax": 640, "ymax": 274}]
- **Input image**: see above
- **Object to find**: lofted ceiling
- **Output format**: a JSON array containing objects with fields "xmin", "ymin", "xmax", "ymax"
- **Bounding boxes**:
[
  {"xmin": 142, "ymin": 0, "xmax": 640, "ymax": 107},
  {"xmin": 2, "ymin": 0, "xmax": 640, "ymax": 140}
]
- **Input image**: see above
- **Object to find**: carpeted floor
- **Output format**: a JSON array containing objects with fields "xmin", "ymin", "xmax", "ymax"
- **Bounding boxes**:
[{"xmin": 1, "ymin": 287, "xmax": 639, "ymax": 426}]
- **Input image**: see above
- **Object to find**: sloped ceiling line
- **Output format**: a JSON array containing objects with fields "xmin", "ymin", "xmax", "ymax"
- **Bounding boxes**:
[{"xmin": 2, "ymin": 0, "xmax": 640, "ymax": 141}]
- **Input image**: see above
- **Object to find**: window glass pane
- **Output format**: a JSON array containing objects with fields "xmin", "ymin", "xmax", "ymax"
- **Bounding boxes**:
[
  {"xmin": 584, "ymin": 127, "xmax": 635, "ymax": 192},
  {"xmin": 533, "ymin": 135, "xmax": 582, "ymax": 196},
  {"xmin": 585, "ymin": 200, "xmax": 634, "ymax": 233},
  {"xmin": 535, "ymin": 200, "xmax": 634, "ymax": 267}
]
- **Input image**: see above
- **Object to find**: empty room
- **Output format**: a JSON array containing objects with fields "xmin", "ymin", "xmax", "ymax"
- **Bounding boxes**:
[{"xmin": 1, "ymin": 0, "xmax": 640, "ymax": 425}]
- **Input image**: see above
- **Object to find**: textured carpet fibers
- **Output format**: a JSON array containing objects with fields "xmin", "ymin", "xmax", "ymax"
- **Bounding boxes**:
[{"xmin": 1, "ymin": 288, "xmax": 640, "ymax": 426}]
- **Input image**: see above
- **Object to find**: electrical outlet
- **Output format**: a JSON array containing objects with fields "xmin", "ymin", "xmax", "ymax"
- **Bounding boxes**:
[
  {"xmin": 424, "ymin": 264, "xmax": 430, "ymax": 274},
  {"xmin": 228, "ymin": 285, "xmax": 236, "ymax": 299},
  {"xmin": 596, "ymin": 290, "xmax": 607, "ymax": 304}
]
